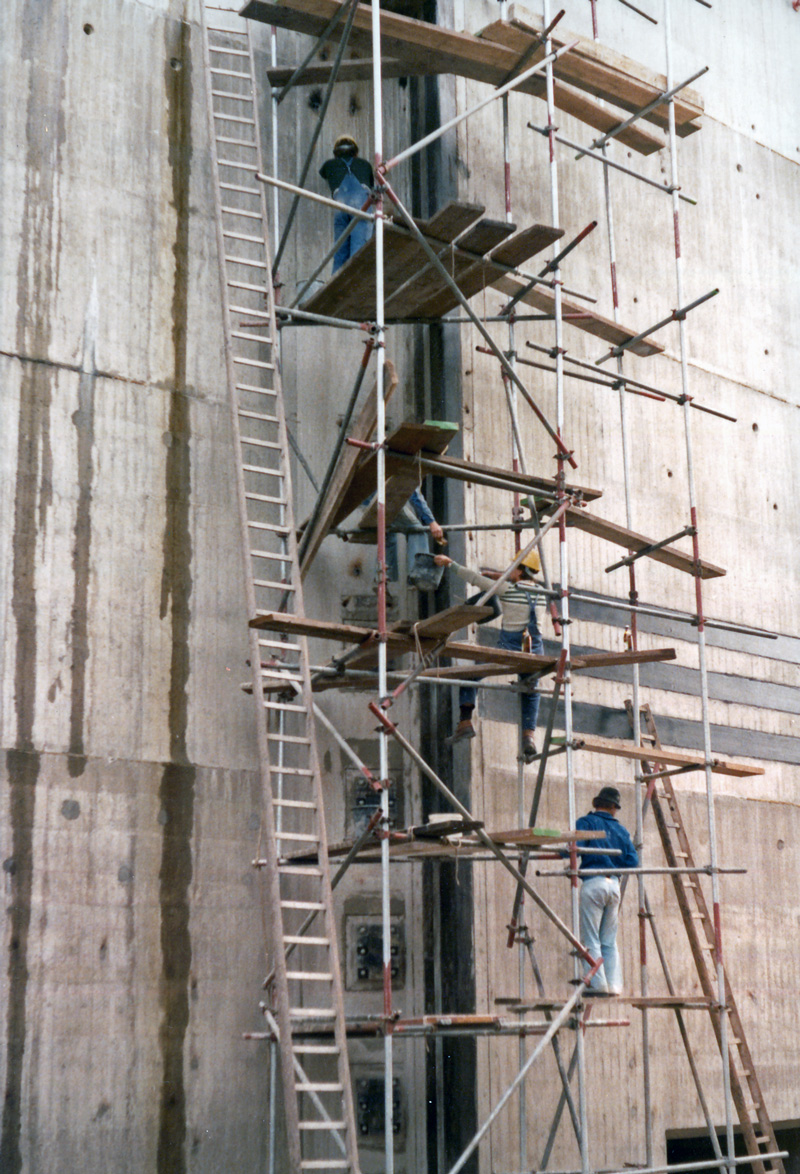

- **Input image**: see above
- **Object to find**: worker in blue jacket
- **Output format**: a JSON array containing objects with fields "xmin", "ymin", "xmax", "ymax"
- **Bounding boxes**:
[
  {"xmin": 575, "ymin": 786, "xmax": 639, "ymax": 994},
  {"xmin": 319, "ymin": 135, "xmax": 374, "ymax": 272}
]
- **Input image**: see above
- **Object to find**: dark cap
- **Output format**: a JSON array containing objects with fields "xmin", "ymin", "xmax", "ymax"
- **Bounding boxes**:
[{"xmin": 592, "ymin": 786, "xmax": 621, "ymax": 809}]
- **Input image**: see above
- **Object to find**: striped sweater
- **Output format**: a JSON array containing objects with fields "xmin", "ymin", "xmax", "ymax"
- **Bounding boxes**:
[{"xmin": 451, "ymin": 562, "xmax": 535, "ymax": 632}]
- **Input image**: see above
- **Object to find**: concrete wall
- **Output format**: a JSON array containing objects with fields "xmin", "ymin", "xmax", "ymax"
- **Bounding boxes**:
[
  {"xmin": 445, "ymin": 0, "xmax": 800, "ymax": 1170},
  {"xmin": 3, "ymin": 0, "xmax": 799, "ymax": 1171}
]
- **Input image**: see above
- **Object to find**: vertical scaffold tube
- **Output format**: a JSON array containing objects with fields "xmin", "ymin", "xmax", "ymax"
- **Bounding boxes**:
[
  {"xmin": 541, "ymin": 3, "xmax": 589, "ymax": 1173},
  {"xmin": 599, "ymin": 118, "xmax": 654, "ymax": 1170},
  {"xmin": 371, "ymin": 6, "xmax": 394, "ymax": 1169},
  {"xmin": 663, "ymin": 3, "xmax": 735, "ymax": 1172}
]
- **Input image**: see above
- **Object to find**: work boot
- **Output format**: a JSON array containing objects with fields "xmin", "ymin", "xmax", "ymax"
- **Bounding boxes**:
[
  {"xmin": 446, "ymin": 719, "xmax": 476, "ymax": 746},
  {"xmin": 522, "ymin": 733, "xmax": 537, "ymax": 763}
]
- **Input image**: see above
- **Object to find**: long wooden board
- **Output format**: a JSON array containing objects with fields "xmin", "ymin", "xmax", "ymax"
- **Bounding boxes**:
[
  {"xmin": 308, "ymin": 202, "xmax": 486, "ymax": 320},
  {"xmin": 574, "ymin": 734, "xmax": 765, "ymax": 778},
  {"xmin": 492, "ymin": 274, "xmax": 664, "ymax": 357},
  {"xmin": 415, "ymin": 224, "xmax": 564, "ymax": 319},
  {"xmin": 385, "ymin": 218, "xmax": 516, "ymax": 319},
  {"xmin": 298, "ymin": 360, "xmax": 398, "ymax": 578},
  {"xmin": 243, "ymin": 1, "xmax": 683, "ymax": 156},
  {"xmin": 564, "ymin": 506, "xmax": 726, "ymax": 579},
  {"xmin": 480, "ymin": 11, "xmax": 702, "ymax": 134}
]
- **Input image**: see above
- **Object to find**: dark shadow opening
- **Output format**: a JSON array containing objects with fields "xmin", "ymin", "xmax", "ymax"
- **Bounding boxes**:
[{"xmin": 667, "ymin": 1123, "xmax": 800, "ymax": 1174}]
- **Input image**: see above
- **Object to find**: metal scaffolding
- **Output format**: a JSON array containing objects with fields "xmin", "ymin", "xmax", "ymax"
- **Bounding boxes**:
[{"xmin": 202, "ymin": 1, "xmax": 787, "ymax": 1171}]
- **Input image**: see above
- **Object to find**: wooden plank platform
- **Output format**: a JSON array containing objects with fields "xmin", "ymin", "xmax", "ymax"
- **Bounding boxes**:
[
  {"xmin": 563, "ymin": 505, "xmax": 726, "ymax": 579},
  {"xmin": 251, "ymin": 610, "xmax": 677, "ymax": 676},
  {"xmin": 302, "ymin": 208, "xmax": 564, "ymax": 323},
  {"xmin": 244, "ymin": 0, "xmax": 698, "ymax": 156},
  {"xmin": 480, "ymin": 8, "xmax": 703, "ymax": 135},
  {"xmin": 357, "ymin": 421, "xmax": 459, "ymax": 530},
  {"xmin": 574, "ymin": 734, "xmax": 766, "ymax": 778}
]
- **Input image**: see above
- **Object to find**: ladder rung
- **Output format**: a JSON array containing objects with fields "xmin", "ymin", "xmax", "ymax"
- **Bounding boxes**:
[
  {"xmin": 237, "ymin": 380, "xmax": 277, "ymax": 393},
  {"xmin": 211, "ymin": 89, "xmax": 254, "ymax": 103},
  {"xmin": 259, "ymin": 637, "xmax": 300, "ymax": 650},
  {"xmin": 240, "ymin": 411, "xmax": 279, "ymax": 424},
  {"xmin": 228, "ymin": 279, "xmax": 268, "ymax": 294},
  {"xmin": 234, "ymin": 356, "xmax": 275, "ymax": 370},
  {"xmin": 209, "ymin": 46, "xmax": 249, "ymax": 58},
  {"xmin": 246, "ymin": 492, "xmax": 286, "ymax": 506},
  {"xmin": 276, "ymin": 833, "xmax": 318, "ymax": 844},
  {"xmin": 242, "ymin": 436, "xmax": 282, "ymax": 451},
  {"xmin": 267, "ymin": 733, "xmax": 311, "ymax": 745},
  {"xmin": 254, "ymin": 578, "xmax": 295, "ymax": 593},
  {"xmin": 261, "ymin": 669, "xmax": 303, "ymax": 683},
  {"xmin": 300, "ymin": 1162, "xmax": 351, "ymax": 1171},
  {"xmin": 284, "ymin": 936, "xmax": 330, "ymax": 947},
  {"xmin": 299, "ymin": 1120, "xmax": 347, "ymax": 1131},
  {"xmin": 219, "ymin": 183, "xmax": 260, "ymax": 196},
  {"xmin": 264, "ymin": 700, "xmax": 307, "ymax": 713},
  {"xmin": 286, "ymin": 971, "xmax": 333, "ymax": 982},
  {"xmin": 294, "ymin": 1078, "xmax": 341, "ymax": 1088},
  {"xmin": 690, "ymin": 912, "xmax": 707, "ymax": 919},
  {"xmin": 210, "ymin": 67, "xmax": 252, "ymax": 79},
  {"xmin": 226, "ymin": 255, "xmax": 268, "ymax": 269},
  {"xmin": 249, "ymin": 518, "xmax": 290, "ymax": 534},
  {"xmin": 281, "ymin": 865, "xmax": 323, "ymax": 875},
  {"xmin": 271, "ymin": 767, "xmax": 313, "ymax": 777},
  {"xmin": 214, "ymin": 115, "xmax": 256, "ymax": 128},
  {"xmin": 221, "ymin": 204, "xmax": 262, "ymax": 218},
  {"xmin": 274, "ymin": 799, "xmax": 317, "ymax": 810},
  {"xmin": 283, "ymin": 900, "xmax": 326, "ymax": 911},
  {"xmin": 231, "ymin": 304, "xmax": 270, "ymax": 318},
  {"xmin": 224, "ymin": 228, "xmax": 262, "ymax": 242},
  {"xmin": 233, "ymin": 331, "xmax": 272, "ymax": 344}
]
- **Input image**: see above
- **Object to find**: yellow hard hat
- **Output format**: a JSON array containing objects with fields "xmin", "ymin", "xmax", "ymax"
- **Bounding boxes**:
[
  {"xmin": 334, "ymin": 134, "xmax": 359, "ymax": 156},
  {"xmin": 519, "ymin": 548, "xmax": 541, "ymax": 575}
]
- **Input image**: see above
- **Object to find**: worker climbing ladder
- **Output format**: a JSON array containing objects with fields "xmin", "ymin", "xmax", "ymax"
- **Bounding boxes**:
[
  {"xmin": 637, "ymin": 704, "xmax": 784, "ymax": 1174},
  {"xmin": 200, "ymin": 6, "xmax": 360, "ymax": 1171}
]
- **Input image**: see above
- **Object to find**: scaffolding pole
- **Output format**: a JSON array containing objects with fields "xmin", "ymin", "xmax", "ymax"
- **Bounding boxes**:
[{"xmin": 663, "ymin": 3, "xmax": 735, "ymax": 1170}]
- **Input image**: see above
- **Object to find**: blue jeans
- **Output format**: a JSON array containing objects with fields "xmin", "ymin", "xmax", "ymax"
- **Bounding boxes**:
[
  {"xmin": 580, "ymin": 876, "xmax": 622, "ymax": 993},
  {"xmin": 333, "ymin": 210, "xmax": 373, "ymax": 272},
  {"xmin": 459, "ymin": 622, "xmax": 543, "ymax": 731}
]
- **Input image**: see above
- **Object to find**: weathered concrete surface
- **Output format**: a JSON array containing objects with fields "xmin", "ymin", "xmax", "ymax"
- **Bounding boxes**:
[
  {"xmin": 1, "ymin": 2, "xmax": 269, "ymax": 1170},
  {"xmin": 447, "ymin": 0, "xmax": 800, "ymax": 1170}
]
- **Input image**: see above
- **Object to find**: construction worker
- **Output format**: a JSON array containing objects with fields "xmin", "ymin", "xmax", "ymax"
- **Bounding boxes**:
[
  {"xmin": 319, "ymin": 135, "xmax": 374, "ymax": 272},
  {"xmin": 575, "ymin": 786, "xmax": 639, "ymax": 995},
  {"xmin": 434, "ymin": 549, "xmax": 544, "ymax": 763}
]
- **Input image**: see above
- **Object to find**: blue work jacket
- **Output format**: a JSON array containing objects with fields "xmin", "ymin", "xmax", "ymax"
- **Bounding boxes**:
[{"xmin": 575, "ymin": 810, "xmax": 639, "ymax": 873}]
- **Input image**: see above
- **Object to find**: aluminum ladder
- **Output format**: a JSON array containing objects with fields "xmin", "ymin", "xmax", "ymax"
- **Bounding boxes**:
[
  {"xmin": 200, "ymin": 6, "xmax": 360, "ymax": 1170},
  {"xmin": 638, "ymin": 704, "xmax": 784, "ymax": 1174}
]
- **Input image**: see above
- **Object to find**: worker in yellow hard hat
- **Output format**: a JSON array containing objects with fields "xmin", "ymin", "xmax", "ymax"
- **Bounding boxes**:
[
  {"xmin": 434, "ymin": 546, "xmax": 545, "ymax": 763},
  {"xmin": 319, "ymin": 135, "xmax": 375, "ymax": 273}
]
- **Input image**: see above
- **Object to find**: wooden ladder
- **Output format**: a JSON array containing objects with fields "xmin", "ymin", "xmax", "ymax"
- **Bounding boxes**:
[
  {"xmin": 636, "ymin": 703, "xmax": 783, "ymax": 1174},
  {"xmin": 200, "ymin": 6, "xmax": 360, "ymax": 1171}
]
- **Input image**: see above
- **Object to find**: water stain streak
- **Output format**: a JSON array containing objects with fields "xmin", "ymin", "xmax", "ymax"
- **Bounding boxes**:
[
  {"xmin": 2, "ymin": 3, "xmax": 68, "ymax": 1166},
  {"xmin": 156, "ymin": 17, "xmax": 195, "ymax": 1174}
]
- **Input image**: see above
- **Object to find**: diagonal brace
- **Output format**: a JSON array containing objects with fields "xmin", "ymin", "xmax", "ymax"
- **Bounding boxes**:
[{"xmin": 378, "ymin": 176, "xmax": 578, "ymax": 468}]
